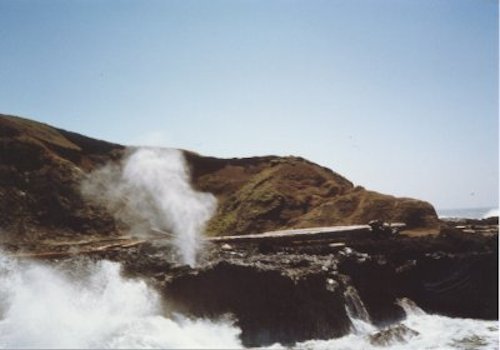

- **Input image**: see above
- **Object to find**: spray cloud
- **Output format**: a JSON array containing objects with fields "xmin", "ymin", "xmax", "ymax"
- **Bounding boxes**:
[
  {"xmin": 0, "ymin": 253, "xmax": 242, "ymax": 348},
  {"xmin": 81, "ymin": 148, "xmax": 217, "ymax": 267}
]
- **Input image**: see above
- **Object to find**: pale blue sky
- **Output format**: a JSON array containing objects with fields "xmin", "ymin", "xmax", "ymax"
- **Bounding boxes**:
[{"xmin": 0, "ymin": 0, "xmax": 498, "ymax": 209}]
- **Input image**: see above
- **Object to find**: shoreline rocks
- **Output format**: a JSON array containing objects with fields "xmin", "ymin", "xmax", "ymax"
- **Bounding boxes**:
[
  {"xmin": 1, "ymin": 223, "xmax": 497, "ymax": 347},
  {"xmin": 99, "ymin": 227, "xmax": 496, "ymax": 347}
]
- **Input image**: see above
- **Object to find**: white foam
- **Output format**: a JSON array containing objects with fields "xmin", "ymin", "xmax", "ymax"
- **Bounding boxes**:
[
  {"xmin": 438, "ymin": 207, "xmax": 498, "ymax": 220},
  {"xmin": 292, "ymin": 298, "xmax": 499, "ymax": 350},
  {"xmin": 483, "ymin": 208, "xmax": 499, "ymax": 219},
  {"xmin": 0, "ymin": 254, "xmax": 241, "ymax": 349}
]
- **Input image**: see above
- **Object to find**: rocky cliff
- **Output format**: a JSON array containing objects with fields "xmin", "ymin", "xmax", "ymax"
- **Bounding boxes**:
[{"xmin": 0, "ymin": 114, "xmax": 438, "ymax": 241}]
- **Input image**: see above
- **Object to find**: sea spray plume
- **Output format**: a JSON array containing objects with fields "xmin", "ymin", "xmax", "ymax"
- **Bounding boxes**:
[
  {"xmin": 81, "ymin": 148, "xmax": 217, "ymax": 267},
  {"xmin": 122, "ymin": 148, "xmax": 217, "ymax": 266}
]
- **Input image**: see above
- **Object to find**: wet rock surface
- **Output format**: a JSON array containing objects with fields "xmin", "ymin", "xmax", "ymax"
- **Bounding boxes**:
[
  {"xmin": 369, "ymin": 324, "xmax": 420, "ymax": 346},
  {"xmin": 162, "ymin": 257, "xmax": 349, "ymax": 346},
  {"xmin": 2, "ymin": 226, "xmax": 497, "ymax": 347},
  {"xmin": 51, "ymin": 227, "xmax": 494, "ymax": 347}
]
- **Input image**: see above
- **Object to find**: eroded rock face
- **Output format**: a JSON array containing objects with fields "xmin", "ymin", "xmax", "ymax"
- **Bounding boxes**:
[
  {"xmin": 81, "ymin": 243, "xmax": 355, "ymax": 347},
  {"xmin": 338, "ymin": 231, "xmax": 498, "ymax": 323},
  {"xmin": 152, "ymin": 231, "xmax": 496, "ymax": 347},
  {"xmin": 163, "ymin": 259, "xmax": 350, "ymax": 347}
]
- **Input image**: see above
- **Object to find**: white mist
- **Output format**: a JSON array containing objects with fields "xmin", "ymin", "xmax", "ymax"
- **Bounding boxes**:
[
  {"xmin": 0, "ymin": 254, "xmax": 242, "ymax": 349},
  {"xmin": 82, "ymin": 148, "xmax": 217, "ymax": 267}
]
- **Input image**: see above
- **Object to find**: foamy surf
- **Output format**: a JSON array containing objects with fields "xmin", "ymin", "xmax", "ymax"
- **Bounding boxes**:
[
  {"xmin": 290, "ymin": 298, "xmax": 499, "ymax": 350},
  {"xmin": 0, "ymin": 253, "xmax": 497, "ymax": 349},
  {"xmin": 438, "ymin": 207, "xmax": 498, "ymax": 220},
  {"xmin": 483, "ymin": 208, "xmax": 499, "ymax": 219},
  {"xmin": 0, "ymin": 254, "xmax": 241, "ymax": 349}
]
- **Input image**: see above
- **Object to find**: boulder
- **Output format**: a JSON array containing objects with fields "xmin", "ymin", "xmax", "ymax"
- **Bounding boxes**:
[{"xmin": 369, "ymin": 324, "xmax": 419, "ymax": 346}]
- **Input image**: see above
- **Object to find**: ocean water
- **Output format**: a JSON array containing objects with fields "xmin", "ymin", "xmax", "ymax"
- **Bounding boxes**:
[
  {"xmin": 437, "ymin": 207, "xmax": 498, "ymax": 220},
  {"xmin": 290, "ymin": 300, "xmax": 499, "ymax": 350},
  {"xmin": 0, "ymin": 254, "xmax": 242, "ymax": 349},
  {"xmin": 0, "ymin": 252, "xmax": 497, "ymax": 349}
]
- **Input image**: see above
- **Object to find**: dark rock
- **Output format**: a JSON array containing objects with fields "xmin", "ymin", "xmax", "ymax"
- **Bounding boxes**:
[
  {"xmin": 369, "ymin": 324, "xmax": 419, "ymax": 346},
  {"xmin": 338, "ymin": 232, "xmax": 498, "ymax": 322},
  {"xmin": 162, "ymin": 258, "xmax": 351, "ymax": 347}
]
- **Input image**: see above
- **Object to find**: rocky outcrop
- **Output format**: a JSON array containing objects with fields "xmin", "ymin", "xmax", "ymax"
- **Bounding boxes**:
[
  {"xmin": 3, "ymin": 215, "xmax": 496, "ymax": 347},
  {"xmin": 163, "ymin": 259, "xmax": 350, "ymax": 347},
  {"xmin": 369, "ymin": 324, "xmax": 419, "ymax": 346},
  {"xmin": 167, "ymin": 230, "xmax": 496, "ymax": 346},
  {"xmin": 338, "ymin": 228, "xmax": 498, "ymax": 323},
  {"xmin": 1, "ymin": 114, "xmax": 438, "ymax": 241},
  {"xmin": 185, "ymin": 152, "xmax": 439, "ymax": 236},
  {"xmin": 97, "ymin": 228, "xmax": 496, "ymax": 347}
]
